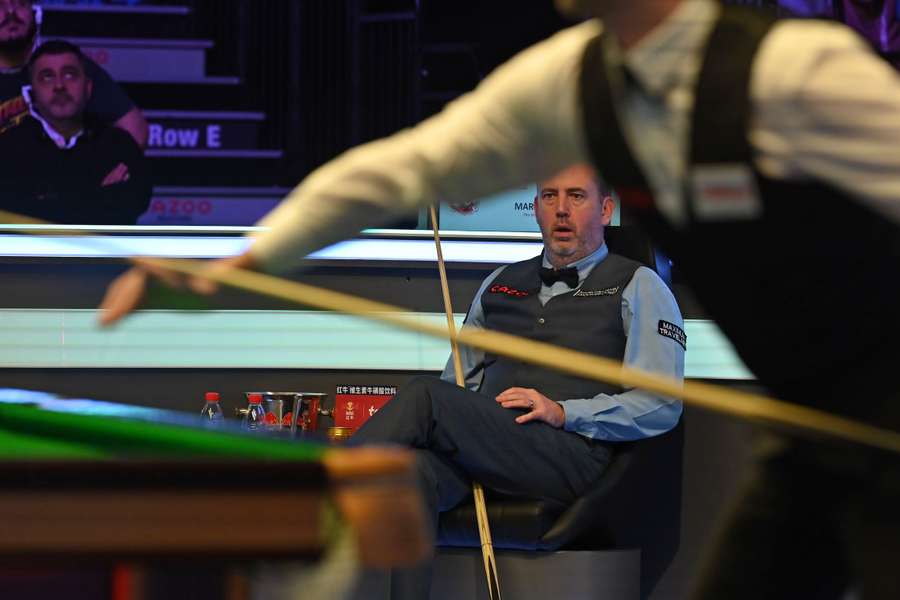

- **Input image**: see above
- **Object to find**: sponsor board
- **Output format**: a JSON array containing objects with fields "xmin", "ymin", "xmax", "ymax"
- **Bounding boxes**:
[
  {"xmin": 334, "ymin": 385, "xmax": 398, "ymax": 433},
  {"xmin": 138, "ymin": 196, "xmax": 281, "ymax": 226}
]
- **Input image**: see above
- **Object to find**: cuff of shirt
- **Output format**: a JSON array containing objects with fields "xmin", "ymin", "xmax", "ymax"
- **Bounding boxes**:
[{"xmin": 561, "ymin": 395, "xmax": 626, "ymax": 437}]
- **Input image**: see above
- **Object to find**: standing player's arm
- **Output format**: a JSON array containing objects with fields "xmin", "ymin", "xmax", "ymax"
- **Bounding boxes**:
[
  {"xmin": 558, "ymin": 267, "xmax": 685, "ymax": 441},
  {"xmin": 441, "ymin": 266, "xmax": 508, "ymax": 391},
  {"xmin": 99, "ymin": 21, "xmax": 601, "ymax": 325},
  {"xmin": 249, "ymin": 21, "xmax": 602, "ymax": 274}
]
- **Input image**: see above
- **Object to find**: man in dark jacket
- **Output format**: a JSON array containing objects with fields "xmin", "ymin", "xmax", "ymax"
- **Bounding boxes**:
[
  {"xmin": 0, "ymin": 40, "xmax": 150, "ymax": 224},
  {"xmin": 0, "ymin": 0, "xmax": 147, "ymax": 144}
]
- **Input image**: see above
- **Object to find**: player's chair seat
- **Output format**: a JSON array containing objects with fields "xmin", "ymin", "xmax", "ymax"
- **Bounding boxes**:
[
  {"xmin": 433, "ymin": 226, "xmax": 683, "ymax": 599},
  {"xmin": 435, "ymin": 419, "xmax": 684, "ymax": 598}
]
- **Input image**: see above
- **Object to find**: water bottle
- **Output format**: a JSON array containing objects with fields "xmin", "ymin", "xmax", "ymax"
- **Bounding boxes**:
[
  {"xmin": 243, "ymin": 393, "xmax": 266, "ymax": 431},
  {"xmin": 200, "ymin": 391, "xmax": 224, "ymax": 425}
]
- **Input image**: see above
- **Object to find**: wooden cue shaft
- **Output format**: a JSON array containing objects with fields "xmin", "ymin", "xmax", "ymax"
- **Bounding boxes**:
[
  {"xmin": 1, "ymin": 210, "xmax": 898, "ymax": 454},
  {"xmin": 429, "ymin": 205, "xmax": 502, "ymax": 600},
  {"xmin": 429, "ymin": 207, "xmax": 465, "ymax": 388},
  {"xmin": 142, "ymin": 256, "xmax": 900, "ymax": 455}
]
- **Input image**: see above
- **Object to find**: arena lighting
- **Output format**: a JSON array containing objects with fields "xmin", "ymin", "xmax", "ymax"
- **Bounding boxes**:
[
  {"xmin": 0, "ymin": 309, "xmax": 752, "ymax": 379},
  {"xmin": 0, "ymin": 231, "xmax": 543, "ymax": 263}
]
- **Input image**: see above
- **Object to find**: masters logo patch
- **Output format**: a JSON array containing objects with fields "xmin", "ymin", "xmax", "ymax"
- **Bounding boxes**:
[
  {"xmin": 574, "ymin": 286, "xmax": 619, "ymax": 297},
  {"xmin": 658, "ymin": 320, "xmax": 686, "ymax": 350}
]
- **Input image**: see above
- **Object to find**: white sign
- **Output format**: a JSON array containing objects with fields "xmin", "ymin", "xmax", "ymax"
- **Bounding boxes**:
[
  {"xmin": 439, "ymin": 186, "xmax": 622, "ymax": 232},
  {"xmin": 439, "ymin": 186, "xmax": 540, "ymax": 232}
]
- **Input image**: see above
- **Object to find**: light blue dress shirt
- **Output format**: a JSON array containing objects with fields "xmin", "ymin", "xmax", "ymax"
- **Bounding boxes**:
[{"xmin": 442, "ymin": 244, "xmax": 685, "ymax": 441}]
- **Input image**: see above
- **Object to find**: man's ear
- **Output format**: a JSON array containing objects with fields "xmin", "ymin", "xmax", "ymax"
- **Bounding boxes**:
[
  {"xmin": 85, "ymin": 77, "xmax": 94, "ymax": 101},
  {"xmin": 601, "ymin": 195, "xmax": 615, "ymax": 225}
]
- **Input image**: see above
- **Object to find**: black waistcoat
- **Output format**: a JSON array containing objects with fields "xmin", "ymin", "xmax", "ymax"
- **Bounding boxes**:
[
  {"xmin": 579, "ymin": 7, "xmax": 900, "ymax": 428},
  {"xmin": 478, "ymin": 252, "xmax": 640, "ymax": 401}
]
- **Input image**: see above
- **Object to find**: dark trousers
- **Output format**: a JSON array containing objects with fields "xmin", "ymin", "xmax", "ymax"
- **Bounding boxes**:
[
  {"xmin": 691, "ymin": 438, "xmax": 900, "ymax": 600},
  {"xmin": 350, "ymin": 376, "xmax": 612, "ymax": 599}
]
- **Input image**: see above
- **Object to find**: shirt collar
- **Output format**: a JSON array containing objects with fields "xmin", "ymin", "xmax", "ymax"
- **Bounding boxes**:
[
  {"xmin": 21, "ymin": 85, "xmax": 84, "ymax": 150},
  {"xmin": 623, "ymin": 0, "xmax": 720, "ymax": 98},
  {"xmin": 541, "ymin": 243, "xmax": 609, "ymax": 286}
]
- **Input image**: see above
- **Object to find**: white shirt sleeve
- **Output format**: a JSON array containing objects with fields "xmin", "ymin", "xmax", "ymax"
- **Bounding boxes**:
[
  {"xmin": 250, "ymin": 21, "xmax": 602, "ymax": 272},
  {"xmin": 751, "ymin": 20, "xmax": 900, "ymax": 225}
]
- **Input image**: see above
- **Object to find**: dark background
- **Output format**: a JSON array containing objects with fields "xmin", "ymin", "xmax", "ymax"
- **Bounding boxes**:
[{"xmin": 4, "ymin": 1, "xmax": 858, "ymax": 598}]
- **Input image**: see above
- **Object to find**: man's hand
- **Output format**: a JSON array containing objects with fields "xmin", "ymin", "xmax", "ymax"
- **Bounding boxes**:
[
  {"xmin": 101, "ymin": 162, "xmax": 131, "ymax": 187},
  {"xmin": 495, "ymin": 387, "xmax": 566, "ymax": 428},
  {"xmin": 97, "ymin": 252, "xmax": 257, "ymax": 327}
]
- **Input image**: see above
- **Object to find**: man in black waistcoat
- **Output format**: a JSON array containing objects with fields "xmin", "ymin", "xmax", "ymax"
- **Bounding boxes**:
[
  {"xmin": 557, "ymin": 2, "xmax": 900, "ymax": 599},
  {"xmin": 351, "ymin": 164, "xmax": 684, "ymax": 598},
  {"xmin": 98, "ymin": 1, "xmax": 900, "ymax": 597}
]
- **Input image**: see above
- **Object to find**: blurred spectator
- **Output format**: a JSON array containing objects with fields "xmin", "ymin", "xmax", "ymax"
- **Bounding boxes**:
[
  {"xmin": 41, "ymin": 1, "xmax": 144, "ymax": 5},
  {"xmin": 779, "ymin": 1, "xmax": 900, "ymax": 69},
  {"xmin": 0, "ymin": 0, "xmax": 148, "ymax": 145},
  {"xmin": 0, "ymin": 40, "xmax": 150, "ymax": 224}
]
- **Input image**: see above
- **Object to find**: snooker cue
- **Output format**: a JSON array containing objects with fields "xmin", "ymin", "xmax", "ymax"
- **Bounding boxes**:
[
  {"xmin": 2, "ymin": 210, "xmax": 900, "ymax": 456},
  {"xmin": 126, "ymin": 257, "xmax": 900, "ymax": 455},
  {"xmin": 429, "ymin": 205, "xmax": 502, "ymax": 600}
]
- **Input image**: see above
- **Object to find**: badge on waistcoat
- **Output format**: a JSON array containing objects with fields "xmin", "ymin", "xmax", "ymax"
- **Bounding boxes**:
[
  {"xmin": 488, "ymin": 284, "xmax": 531, "ymax": 297},
  {"xmin": 690, "ymin": 164, "xmax": 762, "ymax": 221},
  {"xmin": 573, "ymin": 286, "xmax": 620, "ymax": 297}
]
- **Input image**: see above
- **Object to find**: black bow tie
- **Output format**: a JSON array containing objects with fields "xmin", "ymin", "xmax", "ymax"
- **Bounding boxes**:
[{"xmin": 539, "ymin": 266, "xmax": 579, "ymax": 288}]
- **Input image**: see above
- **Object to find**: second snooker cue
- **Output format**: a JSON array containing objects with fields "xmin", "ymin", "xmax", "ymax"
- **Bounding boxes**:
[{"xmin": 429, "ymin": 205, "xmax": 502, "ymax": 600}]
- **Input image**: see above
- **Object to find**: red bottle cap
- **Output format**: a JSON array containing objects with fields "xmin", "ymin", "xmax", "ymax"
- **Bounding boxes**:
[
  {"xmin": 205, "ymin": 392, "xmax": 220, "ymax": 402},
  {"xmin": 248, "ymin": 393, "xmax": 263, "ymax": 404}
]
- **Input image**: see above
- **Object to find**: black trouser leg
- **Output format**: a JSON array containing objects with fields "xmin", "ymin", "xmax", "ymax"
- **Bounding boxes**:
[
  {"xmin": 353, "ymin": 376, "xmax": 611, "ymax": 504},
  {"xmin": 850, "ymin": 463, "xmax": 900, "ymax": 600},
  {"xmin": 351, "ymin": 376, "xmax": 611, "ymax": 600},
  {"xmin": 384, "ymin": 450, "xmax": 470, "ymax": 600},
  {"xmin": 691, "ymin": 444, "xmax": 861, "ymax": 600}
]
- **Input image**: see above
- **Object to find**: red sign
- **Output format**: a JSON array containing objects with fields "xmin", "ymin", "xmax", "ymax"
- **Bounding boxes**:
[{"xmin": 334, "ymin": 385, "xmax": 397, "ymax": 432}]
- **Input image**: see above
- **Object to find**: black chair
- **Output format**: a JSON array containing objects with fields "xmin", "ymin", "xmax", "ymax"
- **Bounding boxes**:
[
  {"xmin": 435, "ymin": 226, "xmax": 684, "ymax": 598},
  {"xmin": 436, "ymin": 420, "xmax": 684, "ymax": 597},
  {"xmin": 604, "ymin": 224, "xmax": 673, "ymax": 286}
]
